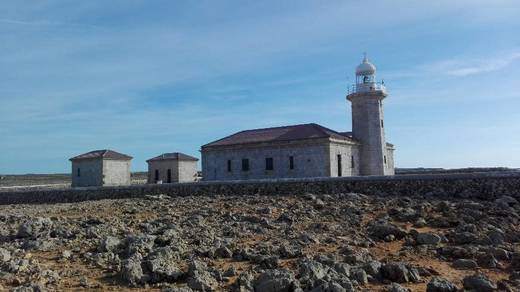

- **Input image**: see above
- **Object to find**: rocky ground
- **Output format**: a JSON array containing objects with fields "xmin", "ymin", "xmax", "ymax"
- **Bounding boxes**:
[{"xmin": 0, "ymin": 193, "xmax": 519, "ymax": 291}]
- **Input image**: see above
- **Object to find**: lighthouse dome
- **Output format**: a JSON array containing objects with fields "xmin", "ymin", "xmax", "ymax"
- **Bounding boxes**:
[{"xmin": 356, "ymin": 56, "xmax": 376, "ymax": 76}]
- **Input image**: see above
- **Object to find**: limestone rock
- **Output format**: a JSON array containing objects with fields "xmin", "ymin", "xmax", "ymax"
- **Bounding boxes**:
[{"xmin": 426, "ymin": 277, "xmax": 458, "ymax": 292}]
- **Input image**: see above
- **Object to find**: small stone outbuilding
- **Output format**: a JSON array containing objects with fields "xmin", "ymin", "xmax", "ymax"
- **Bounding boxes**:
[
  {"xmin": 146, "ymin": 152, "xmax": 199, "ymax": 183},
  {"xmin": 69, "ymin": 149, "xmax": 132, "ymax": 187}
]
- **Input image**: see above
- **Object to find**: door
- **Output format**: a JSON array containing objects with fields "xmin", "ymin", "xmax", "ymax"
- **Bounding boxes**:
[
  {"xmin": 167, "ymin": 169, "xmax": 172, "ymax": 183},
  {"xmin": 337, "ymin": 154, "xmax": 342, "ymax": 177}
]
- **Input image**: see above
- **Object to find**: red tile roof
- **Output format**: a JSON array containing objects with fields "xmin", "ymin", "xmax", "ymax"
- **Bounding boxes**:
[
  {"xmin": 69, "ymin": 149, "xmax": 132, "ymax": 161},
  {"xmin": 146, "ymin": 152, "xmax": 199, "ymax": 162},
  {"xmin": 202, "ymin": 123, "xmax": 357, "ymax": 148}
]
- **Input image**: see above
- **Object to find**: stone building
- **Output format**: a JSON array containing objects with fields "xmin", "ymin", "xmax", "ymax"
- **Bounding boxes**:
[
  {"xmin": 201, "ymin": 56, "xmax": 394, "ymax": 181},
  {"xmin": 69, "ymin": 149, "xmax": 132, "ymax": 187},
  {"xmin": 146, "ymin": 152, "xmax": 198, "ymax": 183}
]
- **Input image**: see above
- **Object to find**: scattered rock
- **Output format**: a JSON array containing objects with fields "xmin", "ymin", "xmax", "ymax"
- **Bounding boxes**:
[
  {"xmin": 145, "ymin": 247, "xmax": 182, "ymax": 283},
  {"xmin": 381, "ymin": 262, "xmax": 412, "ymax": 283},
  {"xmin": 368, "ymin": 223, "xmax": 407, "ymax": 240},
  {"xmin": 386, "ymin": 282, "xmax": 409, "ymax": 292},
  {"xmin": 452, "ymin": 259, "xmax": 478, "ymax": 269},
  {"xmin": 463, "ymin": 273, "xmax": 497, "ymax": 292},
  {"xmin": 121, "ymin": 257, "xmax": 147, "ymax": 287},
  {"xmin": 214, "ymin": 246, "xmax": 233, "ymax": 258},
  {"xmin": 98, "ymin": 236, "xmax": 122, "ymax": 252},
  {"xmin": 416, "ymin": 233, "xmax": 442, "ymax": 245},
  {"xmin": 17, "ymin": 217, "xmax": 53, "ymax": 238},
  {"xmin": 0, "ymin": 247, "xmax": 11, "ymax": 263},
  {"xmin": 254, "ymin": 269, "xmax": 296, "ymax": 292},
  {"xmin": 426, "ymin": 277, "xmax": 458, "ymax": 292}
]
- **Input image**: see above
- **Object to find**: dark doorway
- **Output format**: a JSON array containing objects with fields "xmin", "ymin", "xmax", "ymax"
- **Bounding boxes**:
[
  {"xmin": 155, "ymin": 169, "xmax": 159, "ymax": 182},
  {"xmin": 167, "ymin": 169, "xmax": 172, "ymax": 183},
  {"xmin": 265, "ymin": 158, "xmax": 273, "ymax": 171},
  {"xmin": 337, "ymin": 154, "xmax": 342, "ymax": 177},
  {"xmin": 242, "ymin": 159, "xmax": 249, "ymax": 171}
]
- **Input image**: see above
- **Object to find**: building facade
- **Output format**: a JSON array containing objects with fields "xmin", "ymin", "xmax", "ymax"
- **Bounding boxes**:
[
  {"xmin": 201, "ymin": 56, "xmax": 395, "ymax": 181},
  {"xmin": 69, "ymin": 149, "xmax": 132, "ymax": 187},
  {"xmin": 146, "ymin": 152, "xmax": 198, "ymax": 183},
  {"xmin": 202, "ymin": 124, "xmax": 361, "ymax": 181}
]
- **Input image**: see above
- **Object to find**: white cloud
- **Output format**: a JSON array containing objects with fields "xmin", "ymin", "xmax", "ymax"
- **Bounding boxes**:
[{"xmin": 424, "ymin": 51, "xmax": 520, "ymax": 77}]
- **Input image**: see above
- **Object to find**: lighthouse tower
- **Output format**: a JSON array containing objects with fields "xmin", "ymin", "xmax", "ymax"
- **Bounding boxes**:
[{"xmin": 347, "ymin": 55, "xmax": 392, "ymax": 176}]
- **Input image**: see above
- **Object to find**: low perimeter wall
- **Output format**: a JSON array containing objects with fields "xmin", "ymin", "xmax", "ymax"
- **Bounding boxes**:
[{"xmin": 1, "ymin": 172, "xmax": 520, "ymax": 205}]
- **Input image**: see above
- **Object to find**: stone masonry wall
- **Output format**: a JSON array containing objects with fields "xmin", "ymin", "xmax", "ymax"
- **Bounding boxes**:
[
  {"xmin": 147, "ymin": 160, "xmax": 180, "ymax": 183},
  {"xmin": 1, "ymin": 172, "xmax": 520, "ymax": 205},
  {"xmin": 178, "ymin": 160, "xmax": 198, "ymax": 182},
  {"xmin": 202, "ymin": 139, "xmax": 332, "ymax": 181},
  {"xmin": 328, "ymin": 141, "xmax": 360, "ymax": 177},
  {"xmin": 71, "ymin": 159, "xmax": 103, "ymax": 187},
  {"xmin": 102, "ymin": 160, "xmax": 131, "ymax": 186}
]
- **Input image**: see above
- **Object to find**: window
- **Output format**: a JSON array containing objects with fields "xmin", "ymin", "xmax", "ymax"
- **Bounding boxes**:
[
  {"xmin": 265, "ymin": 158, "xmax": 273, "ymax": 171},
  {"xmin": 337, "ymin": 154, "xmax": 342, "ymax": 177},
  {"xmin": 241, "ymin": 159, "xmax": 249, "ymax": 171},
  {"xmin": 351, "ymin": 155, "xmax": 355, "ymax": 168},
  {"xmin": 155, "ymin": 169, "xmax": 159, "ymax": 181},
  {"xmin": 227, "ymin": 160, "xmax": 232, "ymax": 172},
  {"xmin": 167, "ymin": 169, "xmax": 172, "ymax": 183},
  {"xmin": 381, "ymin": 119, "xmax": 384, "ymax": 128},
  {"xmin": 384, "ymin": 155, "xmax": 387, "ymax": 164},
  {"xmin": 289, "ymin": 156, "xmax": 294, "ymax": 170},
  {"xmin": 77, "ymin": 168, "xmax": 81, "ymax": 177}
]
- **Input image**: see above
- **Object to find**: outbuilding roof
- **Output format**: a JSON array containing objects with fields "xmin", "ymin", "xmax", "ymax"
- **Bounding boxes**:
[
  {"xmin": 202, "ymin": 123, "xmax": 358, "ymax": 148},
  {"xmin": 69, "ymin": 149, "xmax": 133, "ymax": 161},
  {"xmin": 146, "ymin": 152, "xmax": 199, "ymax": 163}
]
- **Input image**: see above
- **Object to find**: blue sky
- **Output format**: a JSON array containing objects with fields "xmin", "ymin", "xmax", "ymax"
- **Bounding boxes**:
[{"xmin": 1, "ymin": 0, "xmax": 520, "ymax": 174}]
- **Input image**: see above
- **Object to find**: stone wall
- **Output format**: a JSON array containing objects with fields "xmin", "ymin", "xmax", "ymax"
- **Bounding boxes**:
[
  {"xmin": 147, "ymin": 160, "xmax": 179, "ymax": 183},
  {"xmin": 328, "ymin": 141, "xmax": 360, "ymax": 177},
  {"xmin": 201, "ymin": 139, "xmax": 333, "ymax": 181},
  {"xmin": 102, "ymin": 160, "xmax": 131, "ymax": 186},
  {"xmin": 147, "ymin": 160, "xmax": 197, "ymax": 183},
  {"xmin": 178, "ymin": 160, "xmax": 198, "ymax": 182},
  {"xmin": 71, "ymin": 159, "xmax": 103, "ymax": 187},
  {"xmin": 1, "ymin": 171, "xmax": 520, "ymax": 205}
]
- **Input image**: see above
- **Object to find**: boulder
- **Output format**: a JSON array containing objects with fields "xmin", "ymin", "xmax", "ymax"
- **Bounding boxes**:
[
  {"xmin": 416, "ymin": 233, "xmax": 442, "ymax": 245},
  {"xmin": 368, "ymin": 223, "xmax": 407, "ymax": 240},
  {"xmin": 17, "ymin": 217, "xmax": 53, "ymax": 239},
  {"xmin": 0, "ymin": 247, "xmax": 11, "ymax": 263},
  {"xmin": 145, "ymin": 247, "xmax": 182, "ymax": 283},
  {"xmin": 477, "ymin": 253, "xmax": 499, "ymax": 269},
  {"xmin": 254, "ymin": 269, "xmax": 296, "ymax": 292},
  {"xmin": 426, "ymin": 277, "xmax": 458, "ymax": 292},
  {"xmin": 125, "ymin": 234, "xmax": 156, "ymax": 257},
  {"xmin": 98, "ymin": 236, "xmax": 122, "ymax": 253},
  {"xmin": 452, "ymin": 259, "xmax": 478, "ymax": 269},
  {"xmin": 386, "ymin": 283, "xmax": 409, "ymax": 292},
  {"xmin": 451, "ymin": 232, "xmax": 479, "ymax": 245},
  {"xmin": 362, "ymin": 260, "xmax": 381, "ymax": 278},
  {"xmin": 231, "ymin": 272, "xmax": 254, "ymax": 292},
  {"xmin": 462, "ymin": 273, "xmax": 497, "ymax": 292},
  {"xmin": 214, "ymin": 246, "xmax": 233, "ymax": 258},
  {"xmin": 310, "ymin": 282, "xmax": 348, "ymax": 292},
  {"xmin": 121, "ymin": 257, "xmax": 147, "ymax": 287},
  {"xmin": 381, "ymin": 262, "xmax": 410, "ymax": 283},
  {"xmin": 351, "ymin": 269, "xmax": 368, "ymax": 285},
  {"xmin": 186, "ymin": 260, "xmax": 218, "ymax": 291},
  {"xmin": 495, "ymin": 196, "xmax": 518, "ymax": 208}
]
